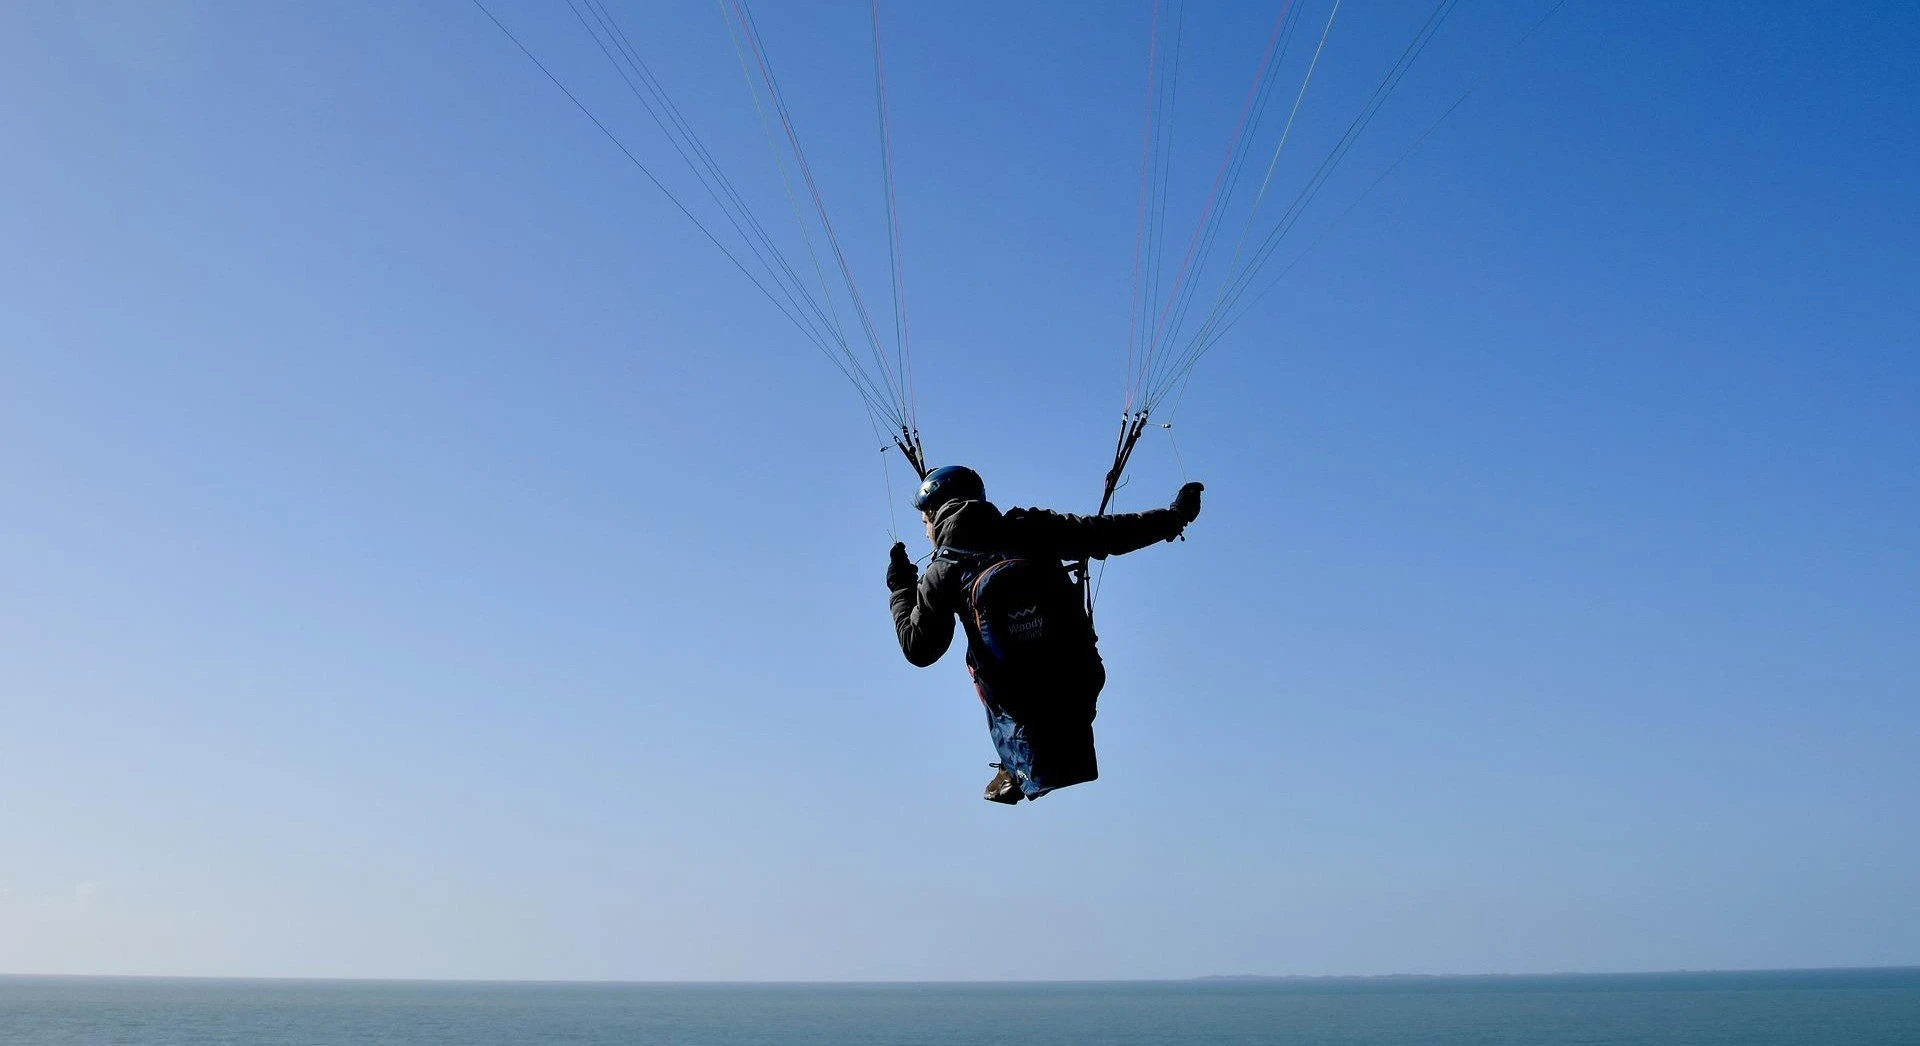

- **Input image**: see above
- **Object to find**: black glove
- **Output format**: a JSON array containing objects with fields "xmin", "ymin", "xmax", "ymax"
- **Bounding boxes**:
[
  {"xmin": 886, "ymin": 541, "xmax": 918, "ymax": 591},
  {"xmin": 1171, "ymin": 481, "xmax": 1204, "ymax": 526}
]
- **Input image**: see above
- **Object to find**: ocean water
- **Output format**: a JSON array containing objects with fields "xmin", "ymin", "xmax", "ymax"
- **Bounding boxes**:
[{"xmin": 2, "ymin": 969, "xmax": 1917, "ymax": 1045}]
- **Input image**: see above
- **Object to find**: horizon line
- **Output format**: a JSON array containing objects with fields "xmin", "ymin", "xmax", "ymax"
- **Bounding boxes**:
[{"xmin": 4, "ymin": 965, "xmax": 1916, "ymax": 987}]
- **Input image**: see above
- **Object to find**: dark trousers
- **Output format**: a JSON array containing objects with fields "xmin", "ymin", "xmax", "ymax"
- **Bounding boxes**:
[{"xmin": 973, "ymin": 666, "xmax": 1102, "ymax": 799}]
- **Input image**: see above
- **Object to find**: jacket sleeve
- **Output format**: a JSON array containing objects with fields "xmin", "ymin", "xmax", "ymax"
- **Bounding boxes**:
[
  {"xmin": 890, "ymin": 561, "xmax": 955, "ymax": 667},
  {"xmin": 1011, "ymin": 506, "xmax": 1186, "ymax": 562}
]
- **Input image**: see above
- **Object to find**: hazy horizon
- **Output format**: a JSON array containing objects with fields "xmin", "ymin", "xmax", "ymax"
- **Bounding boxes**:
[{"xmin": 7, "ymin": 965, "xmax": 1920, "ymax": 985}]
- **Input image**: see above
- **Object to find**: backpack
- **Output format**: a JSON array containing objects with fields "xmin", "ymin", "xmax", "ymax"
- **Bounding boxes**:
[{"xmin": 938, "ymin": 548, "xmax": 1100, "ymax": 690}]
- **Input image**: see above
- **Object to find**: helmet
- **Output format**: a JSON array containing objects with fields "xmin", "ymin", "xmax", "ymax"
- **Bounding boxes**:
[{"xmin": 911, "ymin": 465, "xmax": 985, "ymax": 514}]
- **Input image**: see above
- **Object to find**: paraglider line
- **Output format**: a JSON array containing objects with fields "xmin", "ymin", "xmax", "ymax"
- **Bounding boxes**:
[
  {"xmin": 1123, "ymin": 0, "xmax": 1165, "ymax": 413},
  {"xmin": 870, "ymin": 0, "xmax": 917, "ymax": 436},
  {"xmin": 1139, "ymin": 0, "xmax": 1295, "ymax": 396},
  {"xmin": 469, "ymin": 0, "xmax": 903, "ymax": 433},
  {"xmin": 729, "ymin": 0, "xmax": 910, "ymax": 420},
  {"xmin": 1152, "ymin": 0, "xmax": 1465, "ymax": 408},
  {"xmin": 566, "ymin": 0, "xmax": 851, "ymax": 370},
  {"xmin": 1168, "ymin": 0, "xmax": 1570, "ymax": 392}
]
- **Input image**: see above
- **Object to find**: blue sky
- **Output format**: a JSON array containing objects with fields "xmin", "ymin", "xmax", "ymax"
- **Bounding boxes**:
[{"xmin": 2, "ymin": 0, "xmax": 1915, "ymax": 980}]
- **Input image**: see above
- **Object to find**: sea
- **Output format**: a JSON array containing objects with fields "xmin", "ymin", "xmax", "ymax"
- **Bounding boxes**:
[{"xmin": 2, "ymin": 969, "xmax": 1917, "ymax": 1045}]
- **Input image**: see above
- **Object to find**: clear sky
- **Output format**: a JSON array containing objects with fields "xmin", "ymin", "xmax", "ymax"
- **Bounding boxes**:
[{"xmin": 3, "ymin": 0, "xmax": 1916, "ymax": 981}]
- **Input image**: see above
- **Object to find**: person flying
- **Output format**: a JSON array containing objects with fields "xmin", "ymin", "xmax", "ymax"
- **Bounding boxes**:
[{"xmin": 886, "ymin": 465, "xmax": 1204, "ymax": 804}]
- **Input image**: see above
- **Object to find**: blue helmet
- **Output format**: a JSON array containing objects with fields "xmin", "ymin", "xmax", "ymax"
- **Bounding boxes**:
[{"xmin": 912, "ymin": 465, "xmax": 985, "ymax": 514}]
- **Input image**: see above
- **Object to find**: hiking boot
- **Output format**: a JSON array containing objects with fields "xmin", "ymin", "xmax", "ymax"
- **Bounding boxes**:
[{"xmin": 983, "ymin": 768, "xmax": 1024, "ymax": 805}]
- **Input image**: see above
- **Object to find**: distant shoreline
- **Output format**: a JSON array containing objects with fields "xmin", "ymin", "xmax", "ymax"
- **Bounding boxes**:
[{"xmin": 1194, "ymin": 966, "xmax": 1920, "ymax": 982}]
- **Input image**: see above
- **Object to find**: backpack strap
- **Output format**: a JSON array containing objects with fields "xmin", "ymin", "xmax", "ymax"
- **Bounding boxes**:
[{"xmin": 935, "ymin": 545, "xmax": 993, "ymax": 563}]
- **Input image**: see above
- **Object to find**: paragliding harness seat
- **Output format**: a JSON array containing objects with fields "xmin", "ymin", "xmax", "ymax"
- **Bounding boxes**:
[{"xmin": 935, "ymin": 545, "xmax": 1107, "ymax": 800}]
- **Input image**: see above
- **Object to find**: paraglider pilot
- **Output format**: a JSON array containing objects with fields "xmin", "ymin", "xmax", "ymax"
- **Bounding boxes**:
[{"xmin": 886, "ymin": 465, "xmax": 1203, "ymax": 804}]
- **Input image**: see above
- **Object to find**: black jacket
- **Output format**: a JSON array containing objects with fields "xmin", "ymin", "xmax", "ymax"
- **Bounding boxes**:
[{"xmin": 889, "ymin": 498, "xmax": 1188, "ymax": 670}]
